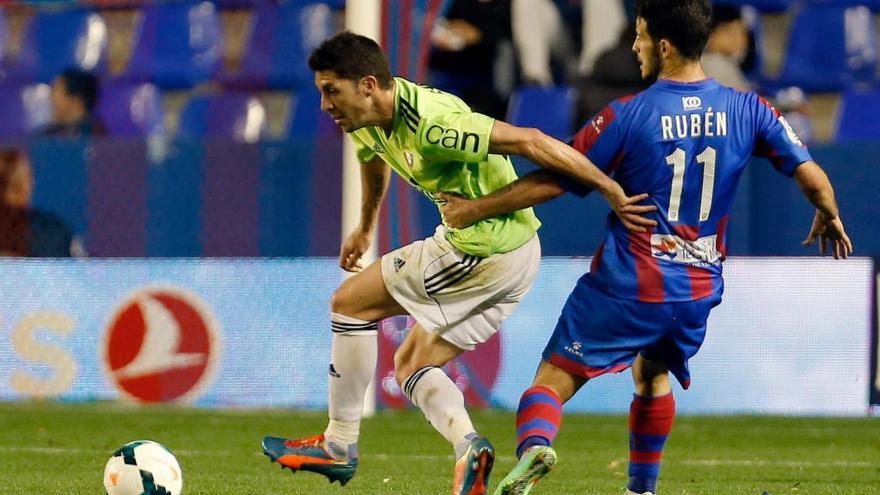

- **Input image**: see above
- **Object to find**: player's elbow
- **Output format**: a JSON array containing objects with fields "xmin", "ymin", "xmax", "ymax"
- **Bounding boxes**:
[
  {"xmin": 794, "ymin": 161, "xmax": 832, "ymax": 196},
  {"xmin": 506, "ymin": 127, "xmax": 545, "ymax": 159}
]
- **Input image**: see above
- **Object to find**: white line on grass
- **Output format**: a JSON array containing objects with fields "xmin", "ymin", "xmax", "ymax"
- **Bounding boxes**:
[{"xmin": 0, "ymin": 446, "xmax": 873, "ymax": 469}]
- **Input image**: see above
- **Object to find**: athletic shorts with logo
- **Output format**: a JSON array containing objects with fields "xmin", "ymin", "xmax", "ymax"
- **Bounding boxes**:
[
  {"xmin": 543, "ymin": 273, "xmax": 722, "ymax": 389},
  {"xmin": 381, "ymin": 225, "xmax": 541, "ymax": 351}
]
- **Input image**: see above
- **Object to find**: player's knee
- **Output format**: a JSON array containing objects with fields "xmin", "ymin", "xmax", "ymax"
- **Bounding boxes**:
[
  {"xmin": 393, "ymin": 348, "xmax": 417, "ymax": 387},
  {"xmin": 329, "ymin": 285, "xmax": 351, "ymax": 314},
  {"xmin": 634, "ymin": 370, "xmax": 670, "ymax": 396}
]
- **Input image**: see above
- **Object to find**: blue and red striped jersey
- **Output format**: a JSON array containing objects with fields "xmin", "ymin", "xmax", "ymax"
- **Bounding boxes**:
[{"xmin": 570, "ymin": 78, "xmax": 811, "ymax": 302}]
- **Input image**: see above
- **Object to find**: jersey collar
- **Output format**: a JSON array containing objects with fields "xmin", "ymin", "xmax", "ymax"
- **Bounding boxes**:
[{"xmin": 654, "ymin": 78, "xmax": 718, "ymax": 92}]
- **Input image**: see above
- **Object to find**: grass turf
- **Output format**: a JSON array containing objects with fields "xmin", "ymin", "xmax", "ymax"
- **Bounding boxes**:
[{"xmin": 1, "ymin": 402, "xmax": 878, "ymax": 494}]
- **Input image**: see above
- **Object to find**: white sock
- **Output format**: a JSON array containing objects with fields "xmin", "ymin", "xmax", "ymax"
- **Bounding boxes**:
[
  {"xmin": 324, "ymin": 313, "xmax": 378, "ymax": 454},
  {"xmin": 403, "ymin": 366, "xmax": 476, "ymax": 458}
]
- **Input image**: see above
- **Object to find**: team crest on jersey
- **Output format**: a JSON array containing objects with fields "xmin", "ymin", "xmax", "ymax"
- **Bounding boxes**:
[
  {"xmin": 372, "ymin": 143, "xmax": 385, "ymax": 154},
  {"xmin": 682, "ymin": 96, "xmax": 702, "ymax": 111}
]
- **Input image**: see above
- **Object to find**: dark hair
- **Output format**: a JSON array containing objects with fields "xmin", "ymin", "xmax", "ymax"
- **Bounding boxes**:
[
  {"xmin": 711, "ymin": 4, "xmax": 743, "ymax": 30},
  {"xmin": 59, "ymin": 67, "xmax": 100, "ymax": 112},
  {"xmin": 636, "ymin": 0, "xmax": 712, "ymax": 60},
  {"xmin": 308, "ymin": 31, "xmax": 393, "ymax": 88}
]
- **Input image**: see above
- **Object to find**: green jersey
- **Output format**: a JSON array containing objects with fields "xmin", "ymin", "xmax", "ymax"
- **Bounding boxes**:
[{"xmin": 349, "ymin": 77, "xmax": 540, "ymax": 257}]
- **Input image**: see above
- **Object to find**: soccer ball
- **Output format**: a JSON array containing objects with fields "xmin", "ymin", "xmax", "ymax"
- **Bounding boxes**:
[{"xmin": 103, "ymin": 440, "xmax": 183, "ymax": 495}]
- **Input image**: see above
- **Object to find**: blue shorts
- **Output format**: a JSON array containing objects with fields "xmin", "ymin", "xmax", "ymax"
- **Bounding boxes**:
[{"xmin": 542, "ymin": 274, "xmax": 722, "ymax": 389}]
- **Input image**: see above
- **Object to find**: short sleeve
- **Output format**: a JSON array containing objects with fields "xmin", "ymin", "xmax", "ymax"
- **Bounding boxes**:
[
  {"xmin": 415, "ymin": 111, "xmax": 494, "ymax": 163},
  {"xmin": 753, "ymin": 96, "xmax": 812, "ymax": 176},
  {"xmin": 560, "ymin": 101, "xmax": 628, "ymax": 197},
  {"xmin": 349, "ymin": 131, "xmax": 377, "ymax": 163}
]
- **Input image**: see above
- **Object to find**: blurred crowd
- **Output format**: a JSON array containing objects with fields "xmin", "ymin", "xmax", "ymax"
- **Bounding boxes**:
[{"xmin": 427, "ymin": 0, "xmax": 813, "ymax": 140}]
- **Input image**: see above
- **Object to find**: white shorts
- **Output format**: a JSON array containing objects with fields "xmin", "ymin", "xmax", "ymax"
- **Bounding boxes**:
[{"xmin": 381, "ymin": 226, "xmax": 541, "ymax": 351}]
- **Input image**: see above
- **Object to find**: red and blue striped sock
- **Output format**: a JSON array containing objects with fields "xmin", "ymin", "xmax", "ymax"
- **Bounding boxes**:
[
  {"xmin": 628, "ymin": 393, "xmax": 675, "ymax": 494},
  {"xmin": 514, "ymin": 386, "xmax": 562, "ymax": 458}
]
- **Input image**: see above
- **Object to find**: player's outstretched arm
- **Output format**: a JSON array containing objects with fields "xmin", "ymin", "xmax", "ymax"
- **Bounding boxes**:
[
  {"xmin": 487, "ymin": 120, "xmax": 657, "ymax": 232},
  {"xmin": 793, "ymin": 161, "xmax": 853, "ymax": 259},
  {"xmin": 339, "ymin": 156, "xmax": 391, "ymax": 272},
  {"xmin": 438, "ymin": 170, "xmax": 566, "ymax": 228}
]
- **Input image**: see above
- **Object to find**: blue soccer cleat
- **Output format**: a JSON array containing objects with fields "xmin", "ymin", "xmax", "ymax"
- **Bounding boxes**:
[
  {"xmin": 453, "ymin": 435, "xmax": 495, "ymax": 495},
  {"xmin": 262, "ymin": 434, "xmax": 358, "ymax": 486}
]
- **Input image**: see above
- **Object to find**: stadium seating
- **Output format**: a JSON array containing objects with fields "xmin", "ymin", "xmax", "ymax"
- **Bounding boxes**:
[
  {"xmin": 177, "ymin": 92, "xmax": 267, "ymax": 142},
  {"xmin": 777, "ymin": 3, "xmax": 876, "ymax": 92},
  {"xmin": 96, "ymin": 82, "xmax": 164, "ymax": 137},
  {"xmin": 741, "ymin": 6, "xmax": 765, "ymax": 82},
  {"xmin": 222, "ymin": 1, "xmax": 335, "ymax": 89},
  {"xmin": 835, "ymin": 88, "xmax": 880, "ymax": 142},
  {"xmin": 286, "ymin": 88, "xmax": 337, "ymax": 137},
  {"xmin": 506, "ymin": 85, "xmax": 577, "ymax": 141},
  {"xmin": 123, "ymin": 1, "xmax": 223, "ymax": 89},
  {"xmin": 0, "ymin": 82, "xmax": 51, "ymax": 137},
  {"xmin": 0, "ymin": 11, "xmax": 7, "ymax": 69},
  {"xmin": 712, "ymin": 0, "xmax": 792, "ymax": 13},
  {"xmin": 12, "ymin": 9, "xmax": 108, "ymax": 83}
]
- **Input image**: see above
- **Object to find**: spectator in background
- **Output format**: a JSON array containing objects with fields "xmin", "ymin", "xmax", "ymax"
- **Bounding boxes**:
[
  {"xmin": 577, "ymin": 21, "xmax": 651, "ymax": 123},
  {"xmin": 0, "ymin": 148, "xmax": 84, "ymax": 257},
  {"xmin": 511, "ymin": 0, "xmax": 581, "ymax": 86},
  {"xmin": 701, "ymin": 4, "xmax": 751, "ymax": 91},
  {"xmin": 38, "ymin": 67, "xmax": 106, "ymax": 137},
  {"xmin": 773, "ymin": 86, "xmax": 813, "ymax": 144},
  {"xmin": 428, "ymin": 0, "xmax": 513, "ymax": 119},
  {"xmin": 512, "ymin": 0, "xmax": 629, "ymax": 86}
]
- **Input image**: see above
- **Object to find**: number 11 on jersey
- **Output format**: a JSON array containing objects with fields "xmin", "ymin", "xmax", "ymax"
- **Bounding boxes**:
[{"xmin": 665, "ymin": 146, "xmax": 717, "ymax": 222}]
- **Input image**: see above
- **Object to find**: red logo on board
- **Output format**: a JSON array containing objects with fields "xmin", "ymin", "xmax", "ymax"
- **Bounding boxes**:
[{"xmin": 103, "ymin": 286, "xmax": 221, "ymax": 403}]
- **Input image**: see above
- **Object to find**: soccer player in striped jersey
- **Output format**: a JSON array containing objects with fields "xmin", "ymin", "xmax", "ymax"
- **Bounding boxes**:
[
  {"xmin": 260, "ymin": 31, "xmax": 655, "ymax": 495},
  {"xmin": 438, "ymin": 1, "xmax": 852, "ymax": 494}
]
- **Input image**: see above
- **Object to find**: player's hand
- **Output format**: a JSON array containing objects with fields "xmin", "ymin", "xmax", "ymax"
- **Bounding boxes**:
[
  {"xmin": 802, "ymin": 211, "xmax": 853, "ymax": 259},
  {"xmin": 607, "ymin": 189, "xmax": 657, "ymax": 233},
  {"xmin": 339, "ymin": 227, "xmax": 372, "ymax": 272},
  {"xmin": 437, "ymin": 192, "xmax": 481, "ymax": 229}
]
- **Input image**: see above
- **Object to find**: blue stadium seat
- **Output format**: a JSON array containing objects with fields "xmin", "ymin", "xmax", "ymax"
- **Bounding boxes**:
[
  {"xmin": 124, "ymin": 1, "xmax": 223, "ymax": 89},
  {"xmin": 286, "ymin": 88, "xmax": 337, "ymax": 137},
  {"xmin": 711, "ymin": 0, "xmax": 791, "ymax": 13},
  {"xmin": 777, "ymin": 4, "xmax": 876, "ymax": 92},
  {"xmin": 805, "ymin": 0, "xmax": 880, "ymax": 13},
  {"xmin": 741, "ymin": 6, "xmax": 765, "ymax": 81},
  {"xmin": 0, "ymin": 11, "xmax": 8, "ymax": 70},
  {"xmin": 223, "ymin": 1, "xmax": 334, "ymax": 89},
  {"xmin": 12, "ymin": 9, "xmax": 107, "ymax": 83},
  {"xmin": 506, "ymin": 85, "xmax": 576, "ymax": 141},
  {"xmin": 97, "ymin": 82, "xmax": 164, "ymax": 137},
  {"xmin": 0, "ymin": 82, "xmax": 51, "ymax": 137},
  {"xmin": 835, "ymin": 88, "xmax": 880, "ymax": 142},
  {"xmin": 177, "ymin": 93, "xmax": 267, "ymax": 142}
]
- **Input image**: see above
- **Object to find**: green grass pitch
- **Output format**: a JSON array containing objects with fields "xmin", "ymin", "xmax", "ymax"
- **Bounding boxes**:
[{"xmin": 1, "ymin": 402, "xmax": 877, "ymax": 494}]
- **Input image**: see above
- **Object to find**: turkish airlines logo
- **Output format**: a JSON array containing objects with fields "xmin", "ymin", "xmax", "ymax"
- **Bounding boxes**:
[{"xmin": 102, "ymin": 286, "xmax": 221, "ymax": 403}]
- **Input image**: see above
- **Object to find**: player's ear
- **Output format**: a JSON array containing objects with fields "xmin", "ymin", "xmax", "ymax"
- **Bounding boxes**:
[
  {"xmin": 659, "ymin": 39, "xmax": 672, "ymax": 59},
  {"xmin": 361, "ymin": 75, "xmax": 378, "ymax": 97}
]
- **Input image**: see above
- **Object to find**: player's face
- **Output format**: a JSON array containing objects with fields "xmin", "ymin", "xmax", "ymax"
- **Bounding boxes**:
[
  {"xmin": 632, "ymin": 18, "xmax": 661, "ymax": 79},
  {"xmin": 314, "ymin": 70, "xmax": 371, "ymax": 132}
]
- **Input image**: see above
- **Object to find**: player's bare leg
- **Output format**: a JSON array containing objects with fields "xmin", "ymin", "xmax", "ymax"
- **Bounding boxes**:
[
  {"xmin": 262, "ymin": 259, "xmax": 406, "ymax": 485},
  {"xmin": 394, "ymin": 324, "xmax": 494, "ymax": 495},
  {"xmin": 494, "ymin": 361, "xmax": 586, "ymax": 495},
  {"xmin": 626, "ymin": 355, "xmax": 674, "ymax": 495}
]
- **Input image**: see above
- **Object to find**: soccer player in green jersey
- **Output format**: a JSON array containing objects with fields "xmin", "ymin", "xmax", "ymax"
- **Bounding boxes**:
[{"xmin": 261, "ymin": 31, "xmax": 655, "ymax": 495}]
